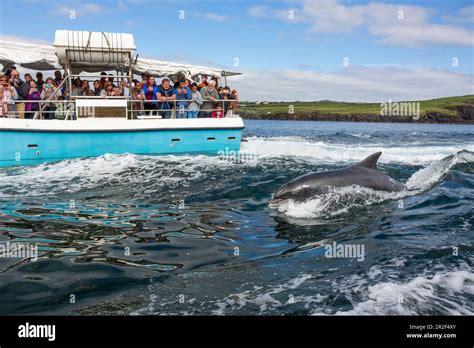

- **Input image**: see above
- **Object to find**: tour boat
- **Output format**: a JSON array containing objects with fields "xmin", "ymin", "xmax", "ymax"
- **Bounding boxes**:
[{"xmin": 0, "ymin": 30, "xmax": 244, "ymax": 167}]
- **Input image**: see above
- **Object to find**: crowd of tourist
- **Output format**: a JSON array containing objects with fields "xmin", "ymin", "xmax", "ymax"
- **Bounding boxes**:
[{"xmin": 0, "ymin": 66, "xmax": 238, "ymax": 119}]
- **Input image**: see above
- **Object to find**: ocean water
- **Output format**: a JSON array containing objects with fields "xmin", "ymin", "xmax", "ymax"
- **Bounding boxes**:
[{"xmin": 0, "ymin": 120, "xmax": 473, "ymax": 315}]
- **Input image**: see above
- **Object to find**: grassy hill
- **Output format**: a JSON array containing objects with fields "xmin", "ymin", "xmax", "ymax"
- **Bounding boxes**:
[{"xmin": 238, "ymin": 95, "xmax": 474, "ymax": 123}]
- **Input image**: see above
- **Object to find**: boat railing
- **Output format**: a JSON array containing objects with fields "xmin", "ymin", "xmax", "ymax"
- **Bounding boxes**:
[{"xmin": 1, "ymin": 98, "xmax": 239, "ymax": 120}]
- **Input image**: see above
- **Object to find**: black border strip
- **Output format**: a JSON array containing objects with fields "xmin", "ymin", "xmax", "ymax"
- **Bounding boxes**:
[{"xmin": 0, "ymin": 315, "xmax": 472, "ymax": 346}]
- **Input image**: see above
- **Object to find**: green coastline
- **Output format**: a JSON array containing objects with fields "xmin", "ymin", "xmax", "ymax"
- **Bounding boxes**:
[{"xmin": 239, "ymin": 95, "xmax": 474, "ymax": 123}]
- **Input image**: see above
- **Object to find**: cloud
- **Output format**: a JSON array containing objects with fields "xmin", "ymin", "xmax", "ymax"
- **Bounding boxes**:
[
  {"xmin": 443, "ymin": 5, "xmax": 474, "ymax": 24},
  {"xmin": 247, "ymin": 5, "xmax": 300, "ymax": 22},
  {"xmin": 50, "ymin": 3, "xmax": 102, "ymax": 17},
  {"xmin": 193, "ymin": 12, "xmax": 228, "ymax": 22},
  {"xmin": 249, "ymin": 0, "xmax": 474, "ymax": 47},
  {"xmin": 231, "ymin": 66, "xmax": 474, "ymax": 102},
  {"xmin": 117, "ymin": 0, "xmax": 128, "ymax": 11},
  {"xmin": 0, "ymin": 34, "xmax": 49, "ymax": 45},
  {"xmin": 248, "ymin": 5, "xmax": 267, "ymax": 18}
]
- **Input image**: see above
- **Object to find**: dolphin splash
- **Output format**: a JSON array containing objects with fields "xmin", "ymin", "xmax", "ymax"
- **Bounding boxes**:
[{"xmin": 271, "ymin": 152, "xmax": 405, "ymax": 205}]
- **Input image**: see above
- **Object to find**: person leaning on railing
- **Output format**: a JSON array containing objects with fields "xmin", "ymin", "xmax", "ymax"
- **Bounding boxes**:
[
  {"xmin": 54, "ymin": 70, "xmax": 65, "ymax": 93},
  {"xmin": 41, "ymin": 77, "xmax": 62, "ymax": 120},
  {"xmin": 100, "ymin": 82, "xmax": 114, "ymax": 97},
  {"xmin": 93, "ymin": 80, "xmax": 102, "ymax": 96},
  {"xmin": 157, "ymin": 78, "xmax": 176, "ymax": 119},
  {"xmin": 80, "ymin": 80, "xmax": 90, "ymax": 96},
  {"xmin": 143, "ymin": 75, "xmax": 159, "ymax": 116},
  {"xmin": 131, "ymin": 81, "xmax": 145, "ymax": 118},
  {"xmin": 35, "ymin": 72, "xmax": 45, "ymax": 91},
  {"xmin": 197, "ymin": 74, "xmax": 208, "ymax": 90},
  {"xmin": 9, "ymin": 68, "xmax": 29, "ymax": 119},
  {"xmin": 220, "ymin": 86, "xmax": 233, "ymax": 115},
  {"xmin": 112, "ymin": 86, "xmax": 122, "ymax": 96},
  {"xmin": 0, "ymin": 74, "xmax": 19, "ymax": 118},
  {"xmin": 70, "ymin": 78, "xmax": 82, "ymax": 97},
  {"xmin": 25, "ymin": 80, "xmax": 41, "ymax": 119},
  {"xmin": 175, "ymin": 78, "xmax": 191, "ymax": 119},
  {"xmin": 188, "ymin": 83, "xmax": 203, "ymax": 118},
  {"xmin": 199, "ymin": 80, "xmax": 219, "ymax": 118},
  {"xmin": 120, "ymin": 79, "xmax": 130, "ymax": 97},
  {"xmin": 231, "ymin": 89, "xmax": 238, "ymax": 112}
]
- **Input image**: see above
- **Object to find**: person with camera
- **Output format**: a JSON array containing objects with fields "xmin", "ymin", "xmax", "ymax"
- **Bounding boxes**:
[
  {"xmin": 175, "ymin": 78, "xmax": 191, "ymax": 119},
  {"xmin": 0, "ymin": 74, "xmax": 19, "ymax": 118},
  {"xmin": 9, "ymin": 68, "xmax": 29, "ymax": 118},
  {"xmin": 25, "ymin": 80, "xmax": 41, "ymax": 119},
  {"xmin": 80, "ymin": 80, "xmax": 90, "ymax": 96},
  {"xmin": 41, "ymin": 77, "xmax": 62, "ymax": 120},
  {"xmin": 198, "ymin": 74, "xmax": 208, "ymax": 90}
]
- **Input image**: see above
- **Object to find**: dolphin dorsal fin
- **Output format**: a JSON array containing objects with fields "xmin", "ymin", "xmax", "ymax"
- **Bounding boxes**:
[{"xmin": 355, "ymin": 152, "xmax": 382, "ymax": 169}]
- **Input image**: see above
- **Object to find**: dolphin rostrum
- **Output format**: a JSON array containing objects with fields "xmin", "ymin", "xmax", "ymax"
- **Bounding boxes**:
[{"xmin": 271, "ymin": 152, "xmax": 405, "ymax": 205}]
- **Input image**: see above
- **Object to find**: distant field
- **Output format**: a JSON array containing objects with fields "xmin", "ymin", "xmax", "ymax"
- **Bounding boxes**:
[{"xmin": 239, "ymin": 95, "xmax": 474, "ymax": 118}]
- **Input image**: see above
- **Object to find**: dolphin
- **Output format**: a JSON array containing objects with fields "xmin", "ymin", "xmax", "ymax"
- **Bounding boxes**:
[{"xmin": 271, "ymin": 152, "xmax": 405, "ymax": 205}]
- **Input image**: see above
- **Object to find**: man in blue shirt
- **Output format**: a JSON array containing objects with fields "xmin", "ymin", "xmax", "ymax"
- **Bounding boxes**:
[
  {"xmin": 157, "ymin": 78, "xmax": 176, "ymax": 119},
  {"xmin": 175, "ymin": 79, "xmax": 191, "ymax": 119}
]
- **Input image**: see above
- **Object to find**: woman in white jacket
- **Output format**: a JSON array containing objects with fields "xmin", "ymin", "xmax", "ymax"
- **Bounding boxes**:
[
  {"xmin": 187, "ymin": 83, "xmax": 203, "ymax": 118},
  {"xmin": 0, "ymin": 74, "xmax": 18, "ymax": 118}
]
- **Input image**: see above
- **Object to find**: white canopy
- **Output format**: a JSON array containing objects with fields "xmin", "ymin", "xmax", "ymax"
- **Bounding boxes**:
[
  {"xmin": 0, "ymin": 40, "xmax": 61, "ymax": 71},
  {"xmin": 0, "ymin": 36, "xmax": 240, "ymax": 80},
  {"xmin": 133, "ymin": 57, "xmax": 240, "ymax": 80}
]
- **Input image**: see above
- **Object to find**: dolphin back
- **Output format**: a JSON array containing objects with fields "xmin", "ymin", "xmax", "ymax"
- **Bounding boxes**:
[
  {"xmin": 272, "ymin": 152, "xmax": 405, "ymax": 204},
  {"xmin": 353, "ymin": 152, "xmax": 382, "ymax": 169}
]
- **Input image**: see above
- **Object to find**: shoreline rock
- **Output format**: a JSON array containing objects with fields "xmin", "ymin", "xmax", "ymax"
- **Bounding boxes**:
[{"xmin": 240, "ymin": 110, "xmax": 474, "ymax": 124}]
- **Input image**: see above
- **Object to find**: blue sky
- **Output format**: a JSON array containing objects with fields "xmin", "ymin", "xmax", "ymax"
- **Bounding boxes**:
[{"xmin": 0, "ymin": 0, "xmax": 473, "ymax": 101}]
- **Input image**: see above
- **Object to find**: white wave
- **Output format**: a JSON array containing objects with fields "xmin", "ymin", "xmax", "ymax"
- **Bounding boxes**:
[
  {"xmin": 1, "ymin": 136, "xmax": 472, "ymax": 199},
  {"xmin": 272, "ymin": 150, "xmax": 474, "ymax": 219},
  {"xmin": 405, "ymin": 149, "xmax": 474, "ymax": 190},
  {"xmin": 273, "ymin": 185, "xmax": 403, "ymax": 219},
  {"xmin": 0, "ymin": 153, "xmax": 142, "ymax": 197},
  {"xmin": 0, "ymin": 153, "xmax": 229, "ymax": 198},
  {"xmin": 349, "ymin": 133, "xmax": 372, "ymax": 139},
  {"xmin": 212, "ymin": 273, "xmax": 315, "ymax": 315},
  {"xmin": 242, "ymin": 136, "xmax": 474, "ymax": 165},
  {"xmin": 335, "ymin": 270, "xmax": 474, "ymax": 315}
]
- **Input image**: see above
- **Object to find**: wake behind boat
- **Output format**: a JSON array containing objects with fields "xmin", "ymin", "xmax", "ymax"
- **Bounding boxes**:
[{"xmin": 0, "ymin": 30, "xmax": 244, "ymax": 167}]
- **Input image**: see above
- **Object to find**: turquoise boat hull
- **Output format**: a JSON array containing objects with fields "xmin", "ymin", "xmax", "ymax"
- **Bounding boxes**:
[{"xmin": 0, "ymin": 127, "xmax": 242, "ymax": 167}]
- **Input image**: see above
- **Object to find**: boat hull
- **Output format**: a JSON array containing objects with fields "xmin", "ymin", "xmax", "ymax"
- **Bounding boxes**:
[{"xmin": 0, "ymin": 118, "xmax": 244, "ymax": 167}]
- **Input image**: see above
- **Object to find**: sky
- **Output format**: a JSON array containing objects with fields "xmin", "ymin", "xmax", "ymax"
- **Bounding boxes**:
[{"xmin": 0, "ymin": 0, "xmax": 473, "ymax": 102}]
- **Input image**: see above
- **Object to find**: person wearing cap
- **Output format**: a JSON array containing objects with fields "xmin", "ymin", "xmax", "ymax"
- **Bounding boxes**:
[{"xmin": 199, "ymin": 80, "xmax": 219, "ymax": 118}]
